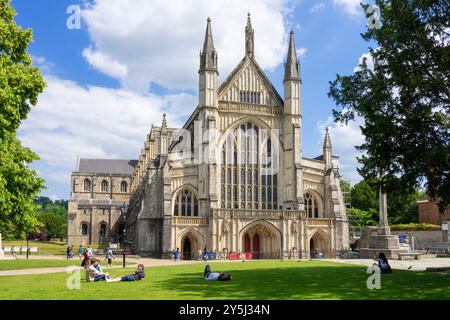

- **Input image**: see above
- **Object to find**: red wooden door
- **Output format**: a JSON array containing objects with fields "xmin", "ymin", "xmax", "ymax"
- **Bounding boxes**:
[
  {"xmin": 244, "ymin": 234, "xmax": 250, "ymax": 252},
  {"xmin": 253, "ymin": 234, "xmax": 260, "ymax": 252}
]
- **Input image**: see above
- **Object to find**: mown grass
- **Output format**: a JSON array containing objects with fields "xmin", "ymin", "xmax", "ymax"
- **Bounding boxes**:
[{"xmin": 0, "ymin": 260, "xmax": 448, "ymax": 300}]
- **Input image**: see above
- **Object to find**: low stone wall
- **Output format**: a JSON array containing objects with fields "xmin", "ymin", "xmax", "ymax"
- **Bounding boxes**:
[{"xmin": 391, "ymin": 230, "xmax": 448, "ymax": 252}]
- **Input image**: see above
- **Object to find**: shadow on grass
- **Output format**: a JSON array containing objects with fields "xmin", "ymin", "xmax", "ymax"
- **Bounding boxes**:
[{"xmin": 150, "ymin": 262, "xmax": 450, "ymax": 300}]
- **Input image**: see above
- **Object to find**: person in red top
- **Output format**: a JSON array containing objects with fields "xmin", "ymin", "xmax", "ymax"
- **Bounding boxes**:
[{"xmin": 82, "ymin": 248, "xmax": 91, "ymax": 269}]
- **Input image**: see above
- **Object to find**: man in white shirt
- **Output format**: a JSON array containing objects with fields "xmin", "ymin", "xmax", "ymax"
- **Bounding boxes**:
[{"xmin": 203, "ymin": 265, "xmax": 231, "ymax": 281}]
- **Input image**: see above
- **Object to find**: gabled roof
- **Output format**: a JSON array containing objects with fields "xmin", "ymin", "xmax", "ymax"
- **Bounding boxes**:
[
  {"xmin": 218, "ymin": 56, "xmax": 284, "ymax": 105},
  {"xmin": 77, "ymin": 159, "xmax": 137, "ymax": 175}
]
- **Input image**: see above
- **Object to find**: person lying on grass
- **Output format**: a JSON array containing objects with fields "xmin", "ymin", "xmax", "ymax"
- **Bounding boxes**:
[
  {"xmin": 108, "ymin": 264, "xmax": 145, "ymax": 283},
  {"xmin": 88, "ymin": 258, "xmax": 114, "ymax": 282},
  {"xmin": 203, "ymin": 264, "xmax": 232, "ymax": 281}
]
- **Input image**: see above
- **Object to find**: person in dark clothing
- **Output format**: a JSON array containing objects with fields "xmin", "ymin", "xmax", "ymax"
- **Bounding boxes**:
[
  {"xmin": 109, "ymin": 264, "xmax": 145, "ymax": 282},
  {"xmin": 203, "ymin": 264, "xmax": 232, "ymax": 281},
  {"xmin": 374, "ymin": 252, "xmax": 392, "ymax": 273}
]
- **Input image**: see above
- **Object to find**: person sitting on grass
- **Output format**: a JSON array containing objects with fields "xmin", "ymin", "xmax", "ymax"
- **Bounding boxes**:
[
  {"xmin": 88, "ymin": 258, "xmax": 113, "ymax": 282},
  {"xmin": 203, "ymin": 264, "xmax": 232, "ymax": 281},
  {"xmin": 374, "ymin": 252, "xmax": 392, "ymax": 274},
  {"xmin": 108, "ymin": 264, "xmax": 145, "ymax": 283}
]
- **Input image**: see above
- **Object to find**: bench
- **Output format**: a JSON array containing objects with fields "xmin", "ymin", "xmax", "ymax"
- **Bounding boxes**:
[{"xmin": 397, "ymin": 252, "xmax": 424, "ymax": 260}]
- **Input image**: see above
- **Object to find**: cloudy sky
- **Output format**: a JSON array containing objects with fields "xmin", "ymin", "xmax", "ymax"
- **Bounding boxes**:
[{"xmin": 13, "ymin": 0, "xmax": 375, "ymax": 200}]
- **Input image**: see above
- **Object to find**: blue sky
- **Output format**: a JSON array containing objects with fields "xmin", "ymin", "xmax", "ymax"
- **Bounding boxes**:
[{"xmin": 13, "ymin": 0, "xmax": 376, "ymax": 200}]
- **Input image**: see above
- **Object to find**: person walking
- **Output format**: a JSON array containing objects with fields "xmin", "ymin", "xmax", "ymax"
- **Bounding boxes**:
[
  {"xmin": 197, "ymin": 248, "xmax": 202, "ymax": 261},
  {"xmin": 11, "ymin": 245, "xmax": 16, "ymax": 259},
  {"xmin": 78, "ymin": 245, "xmax": 84, "ymax": 260},
  {"xmin": 105, "ymin": 247, "xmax": 114, "ymax": 268}
]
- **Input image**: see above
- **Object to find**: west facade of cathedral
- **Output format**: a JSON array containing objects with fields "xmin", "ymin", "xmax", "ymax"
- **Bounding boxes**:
[{"xmin": 68, "ymin": 15, "xmax": 349, "ymax": 258}]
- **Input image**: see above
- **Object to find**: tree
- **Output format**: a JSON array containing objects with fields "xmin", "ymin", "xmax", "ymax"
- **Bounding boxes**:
[
  {"xmin": 340, "ymin": 179, "xmax": 352, "ymax": 206},
  {"xmin": 0, "ymin": 0, "xmax": 46, "ymax": 239},
  {"xmin": 36, "ymin": 211, "xmax": 67, "ymax": 239},
  {"xmin": 351, "ymin": 180, "xmax": 378, "ymax": 212},
  {"xmin": 329, "ymin": 1, "xmax": 450, "ymax": 215},
  {"xmin": 347, "ymin": 207, "xmax": 378, "ymax": 227}
]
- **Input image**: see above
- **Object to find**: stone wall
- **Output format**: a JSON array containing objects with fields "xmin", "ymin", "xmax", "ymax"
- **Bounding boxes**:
[{"xmin": 391, "ymin": 230, "xmax": 448, "ymax": 252}]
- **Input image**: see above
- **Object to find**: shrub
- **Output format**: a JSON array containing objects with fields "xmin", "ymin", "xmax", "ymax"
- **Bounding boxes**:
[{"xmin": 390, "ymin": 223, "xmax": 440, "ymax": 231}]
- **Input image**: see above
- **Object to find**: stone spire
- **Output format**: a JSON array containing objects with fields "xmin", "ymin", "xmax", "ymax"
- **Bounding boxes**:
[
  {"xmin": 199, "ymin": 17, "xmax": 218, "ymax": 72},
  {"xmin": 284, "ymin": 30, "xmax": 300, "ymax": 82},
  {"xmin": 161, "ymin": 113, "xmax": 167, "ymax": 130},
  {"xmin": 245, "ymin": 13, "xmax": 255, "ymax": 58},
  {"xmin": 323, "ymin": 127, "xmax": 332, "ymax": 169}
]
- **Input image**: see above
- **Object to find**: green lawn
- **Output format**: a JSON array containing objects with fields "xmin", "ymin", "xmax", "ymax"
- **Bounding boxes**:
[
  {"xmin": 0, "ymin": 260, "xmax": 448, "ymax": 300},
  {"xmin": 2, "ymin": 241, "xmax": 106, "ymax": 255},
  {"xmin": 0, "ymin": 259, "xmax": 131, "ymax": 271}
]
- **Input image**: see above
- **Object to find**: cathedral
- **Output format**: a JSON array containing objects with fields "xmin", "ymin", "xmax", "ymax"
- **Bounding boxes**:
[{"xmin": 68, "ymin": 15, "xmax": 349, "ymax": 259}]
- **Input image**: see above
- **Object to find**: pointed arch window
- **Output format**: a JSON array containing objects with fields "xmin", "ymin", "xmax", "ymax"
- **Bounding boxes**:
[
  {"xmin": 173, "ymin": 188, "xmax": 198, "ymax": 217},
  {"xmin": 220, "ymin": 122, "xmax": 278, "ymax": 210},
  {"xmin": 120, "ymin": 181, "xmax": 128, "ymax": 193},
  {"xmin": 304, "ymin": 192, "xmax": 320, "ymax": 218}
]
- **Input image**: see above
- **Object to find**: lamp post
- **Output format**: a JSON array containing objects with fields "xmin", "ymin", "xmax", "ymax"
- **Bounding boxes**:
[
  {"xmin": 120, "ymin": 204, "xmax": 129, "ymax": 268},
  {"xmin": 26, "ymin": 233, "xmax": 30, "ymax": 260}
]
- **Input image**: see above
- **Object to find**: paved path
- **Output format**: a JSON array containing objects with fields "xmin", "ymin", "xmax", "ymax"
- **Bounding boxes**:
[{"xmin": 323, "ymin": 257, "xmax": 450, "ymax": 271}]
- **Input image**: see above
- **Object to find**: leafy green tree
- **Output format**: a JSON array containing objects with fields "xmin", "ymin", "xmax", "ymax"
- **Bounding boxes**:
[
  {"xmin": 0, "ymin": 0, "xmax": 46, "ymax": 239},
  {"xmin": 351, "ymin": 180, "xmax": 378, "ymax": 212},
  {"xmin": 329, "ymin": 0, "xmax": 450, "ymax": 215},
  {"xmin": 36, "ymin": 211, "xmax": 67, "ymax": 239},
  {"xmin": 347, "ymin": 208, "xmax": 378, "ymax": 227},
  {"xmin": 340, "ymin": 179, "xmax": 352, "ymax": 206}
]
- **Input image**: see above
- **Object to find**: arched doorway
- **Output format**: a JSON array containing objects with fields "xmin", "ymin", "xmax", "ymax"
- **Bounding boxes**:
[
  {"xmin": 182, "ymin": 236, "xmax": 192, "ymax": 260},
  {"xmin": 99, "ymin": 223, "xmax": 107, "ymax": 245},
  {"xmin": 309, "ymin": 229, "xmax": 331, "ymax": 258},
  {"xmin": 179, "ymin": 230, "xmax": 202, "ymax": 260},
  {"xmin": 241, "ymin": 221, "xmax": 281, "ymax": 259}
]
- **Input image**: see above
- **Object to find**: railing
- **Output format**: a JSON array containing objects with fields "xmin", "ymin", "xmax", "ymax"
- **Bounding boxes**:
[
  {"xmin": 172, "ymin": 216, "xmax": 209, "ymax": 226},
  {"xmin": 306, "ymin": 218, "xmax": 334, "ymax": 227},
  {"xmin": 212, "ymin": 208, "xmax": 306, "ymax": 219},
  {"xmin": 219, "ymin": 101, "xmax": 283, "ymax": 117}
]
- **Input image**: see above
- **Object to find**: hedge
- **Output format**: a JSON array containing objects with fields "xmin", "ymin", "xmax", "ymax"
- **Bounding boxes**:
[{"xmin": 390, "ymin": 223, "xmax": 441, "ymax": 231}]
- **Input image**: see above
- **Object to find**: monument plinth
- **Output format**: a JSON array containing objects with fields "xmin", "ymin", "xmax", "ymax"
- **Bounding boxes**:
[{"xmin": 360, "ymin": 190, "xmax": 403, "ymax": 259}]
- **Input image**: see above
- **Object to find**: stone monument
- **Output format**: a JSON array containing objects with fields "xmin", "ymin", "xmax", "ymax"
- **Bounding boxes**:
[
  {"xmin": 360, "ymin": 190, "xmax": 403, "ymax": 258},
  {"xmin": 0, "ymin": 233, "xmax": 5, "ymax": 258}
]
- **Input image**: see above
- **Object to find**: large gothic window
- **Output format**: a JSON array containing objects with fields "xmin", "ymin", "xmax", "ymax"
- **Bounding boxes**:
[
  {"xmin": 220, "ymin": 122, "xmax": 277, "ymax": 209},
  {"xmin": 173, "ymin": 189, "xmax": 199, "ymax": 216},
  {"xmin": 304, "ymin": 192, "xmax": 320, "ymax": 218}
]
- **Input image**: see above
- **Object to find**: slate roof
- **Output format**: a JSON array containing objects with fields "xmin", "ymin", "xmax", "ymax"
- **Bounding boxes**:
[{"xmin": 77, "ymin": 158, "xmax": 138, "ymax": 175}]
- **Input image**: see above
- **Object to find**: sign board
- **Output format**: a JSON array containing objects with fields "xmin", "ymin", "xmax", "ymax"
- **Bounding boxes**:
[
  {"xmin": 228, "ymin": 253, "xmax": 240, "ymax": 260},
  {"xmin": 442, "ymin": 223, "xmax": 448, "ymax": 231}
]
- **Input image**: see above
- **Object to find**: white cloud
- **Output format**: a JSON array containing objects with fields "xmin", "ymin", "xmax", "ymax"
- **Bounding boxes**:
[
  {"xmin": 18, "ymin": 76, "xmax": 195, "ymax": 189},
  {"xmin": 81, "ymin": 0, "xmax": 292, "ymax": 92},
  {"xmin": 316, "ymin": 116, "xmax": 365, "ymax": 184},
  {"xmin": 354, "ymin": 51, "xmax": 374, "ymax": 72},
  {"xmin": 31, "ymin": 55, "xmax": 55, "ymax": 72},
  {"xmin": 82, "ymin": 48, "xmax": 128, "ymax": 80},
  {"xmin": 332, "ymin": 0, "xmax": 362, "ymax": 17},
  {"xmin": 310, "ymin": 2, "xmax": 326, "ymax": 13},
  {"xmin": 296, "ymin": 47, "xmax": 307, "ymax": 58}
]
